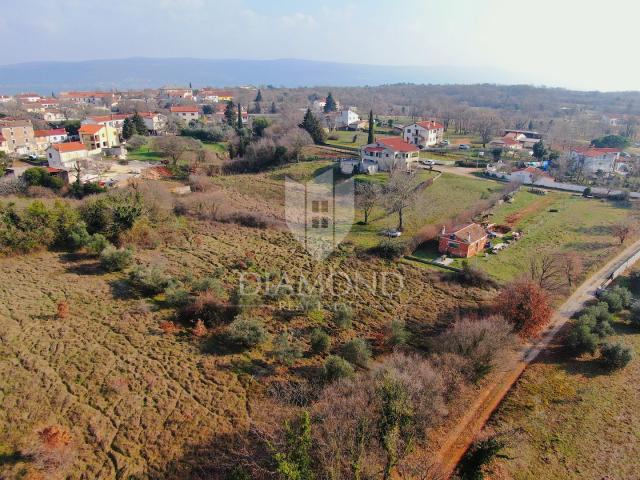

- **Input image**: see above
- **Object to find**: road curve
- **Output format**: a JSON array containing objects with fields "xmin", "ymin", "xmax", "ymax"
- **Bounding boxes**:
[{"xmin": 432, "ymin": 237, "xmax": 640, "ymax": 479}]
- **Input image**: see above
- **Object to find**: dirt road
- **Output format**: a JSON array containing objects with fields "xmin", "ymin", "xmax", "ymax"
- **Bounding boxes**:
[{"xmin": 432, "ymin": 237, "xmax": 640, "ymax": 479}]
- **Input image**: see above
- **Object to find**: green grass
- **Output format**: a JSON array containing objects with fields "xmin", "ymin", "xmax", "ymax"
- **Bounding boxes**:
[
  {"xmin": 486, "ymin": 304, "xmax": 640, "ymax": 479},
  {"xmin": 455, "ymin": 191, "xmax": 636, "ymax": 282},
  {"xmin": 126, "ymin": 145, "xmax": 163, "ymax": 162}
]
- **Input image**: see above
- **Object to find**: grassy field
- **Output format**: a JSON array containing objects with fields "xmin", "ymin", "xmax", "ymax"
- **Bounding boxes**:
[
  {"xmin": 443, "ymin": 191, "xmax": 637, "ymax": 282},
  {"xmin": 484, "ymin": 289, "xmax": 640, "ymax": 479},
  {"xmin": 126, "ymin": 141, "xmax": 227, "ymax": 163},
  {"xmin": 0, "ymin": 217, "xmax": 493, "ymax": 478}
]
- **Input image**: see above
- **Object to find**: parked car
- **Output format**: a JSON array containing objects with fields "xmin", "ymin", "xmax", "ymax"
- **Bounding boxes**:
[
  {"xmin": 459, "ymin": 144, "xmax": 470, "ymax": 150},
  {"xmin": 27, "ymin": 154, "xmax": 38, "ymax": 160},
  {"xmin": 442, "ymin": 140, "xmax": 450, "ymax": 145},
  {"xmin": 381, "ymin": 229, "xmax": 402, "ymax": 238},
  {"xmin": 420, "ymin": 159, "xmax": 436, "ymax": 166}
]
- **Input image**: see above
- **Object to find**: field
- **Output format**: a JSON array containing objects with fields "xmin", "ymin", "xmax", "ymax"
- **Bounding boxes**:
[
  {"xmin": 484, "ymin": 292, "xmax": 640, "ymax": 479},
  {"xmin": 126, "ymin": 141, "xmax": 227, "ymax": 163},
  {"xmin": 0, "ymin": 212, "xmax": 494, "ymax": 478}
]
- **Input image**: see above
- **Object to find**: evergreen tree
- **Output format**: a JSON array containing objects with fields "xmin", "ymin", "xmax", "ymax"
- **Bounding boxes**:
[
  {"xmin": 323, "ymin": 93, "xmax": 337, "ymax": 113},
  {"xmin": 189, "ymin": 82, "xmax": 192, "ymax": 89},
  {"xmin": 122, "ymin": 117, "xmax": 134, "ymax": 140},
  {"xmin": 254, "ymin": 101, "xmax": 261, "ymax": 114},
  {"xmin": 273, "ymin": 411, "xmax": 315, "ymax": 480},
  {"xmin": 131, "ymin": 112, "xmax": 148, "ymax": 135},
  {"xmin": 300, "ymin": 108, "xmax": 326, "ymax": 144},
  {"xmin": 367, "ymin": 110, "xmax": 375, "ymax": 144},
  {"xmin": 270, "ymin": 101, "xmax": 277, "ymax": 114},
  {"xmin": 237, "ymin": 103, "xmax": 243, "ymax": 131},
  {"xmin": 224, "ymin": 100, "xmax": 235, "ymax": 126},
  {"xmin": 255, "ymin": 89, "xmax": 263, "ymax": 102},
  {"xmin": 532, "ymin": 140, "xmax": 547, "ymax": 160}
]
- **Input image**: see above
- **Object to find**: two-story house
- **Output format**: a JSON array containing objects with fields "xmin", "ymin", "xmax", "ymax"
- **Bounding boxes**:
[
  {"xmin": 569, "ymin": 147, "xmax": 621, "ymax": 175},
  {"xmin": 46, "ymin": 142, "xmax": 89, "ymax": 169},
  {"xmin": 170, "ymin": 105, "xmax": 200, "ymax": 122},
  {"xmin": 137, "ymin": 112, "xmax": 168, "ymax": 134},
  {"xmin": 336, "ymin": 109, "xmax": 360, "ymax": 129},
  {"xmin": 78, "ymin": 124, "xmax": 120, "ymax": 153},
  {"xmin": 0, "ymin": 119, "xmax": 36, "ymax": 155},
  {"xmin": 34, "ymin": 128, "xmax": 68, "ymax": 153},
  {"xmin": 360, "ymin": 137, "xmax": 420, "ymax": 172},
  {"xmin": 403, "ymin": 120, "xmax": 445, "ymax": 148},
  {"xmin": 82, "ymin": 114, "xmax": 130, "ymax": 134}
]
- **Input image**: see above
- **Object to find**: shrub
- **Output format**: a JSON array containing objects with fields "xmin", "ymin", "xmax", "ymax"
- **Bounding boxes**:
[
  {"xmin": 369, "ymin": 238, "xmax": 407, "ymax": 260},
  {"xmin": 340, "ymin": 338, "xmax": 372, "ymax": 367},
  {"xmin": 85, "ymin": 233, "xmax": 111, "ymax": 256},
  {"xmin": 99, "ymin": 246, "xmax": 133, "ymax": 272},
  {"xmin": 457, "ymin": 437, "xmax": 506, "ymax": 480},
  {"xmin": 436, "ymin": 316, "xmax": 517, "ymax": 381},
  {"xmin": 630, "ymin": 301, "xmax": 640, "ymax": 328},
  {"xmin": 310, "ymin": 328, "xmax": 331, "ymax": 354},
  {"xmin": 164, "ymin": 286, "xmax": 191, "ymax": 308},
  {"xmin": 159, "ymin": 320, "xmax": 180, "ymax": 334},
  {"xmin": 182, "ymin": 290, "xmax": 233, "ymax": 324},
  {"xmin": 566, "ymin": 323, "xmax": 599, "ymax": 355},
  {"xmin": 23, "ymin": 167, "xmax": 63, "ymax": 191},
  {"xmin": 271, "ymin": 332, "xmax": 303, "ymax": 365},
  {"xmin": 332, "ymin": 303, "xmax": 353, "ymax": 329},
  {"xmin": 323, "ymin": 355, "xmax": 355, "ymax": 382},
  {"xmin": 26, "ymin": 425, "xmax": 76, "ymax": 476},
  {"xmin": 387, "ymin": 319, "xmax": 410, "ymax": 347},
  {"xmin": 226, "ymin": 316, "xmax": 267, "ymax": 348},
  {"xmin": 600, "ymin": 342, "xmax": 633, "ymax": 370},
  {"xmin": 600, "ymin": 288, "xmax": 626, "ymax": 312},
  {"xmin": 454, "ymin": 261, "xmax": 496, "ymax": 288},
  {"xmin": 128, "ymin": 265, "xmax": 174, "ymax": 295},
  {"xmin": 582, "ymin": 302, "xmax": 613, "ymax": 324},
  {"xmin": 308, "ymin": 309, "xmax": 325, "ymax": 324},
  {"xmin": 192, "ymin": 276, "xmax": 224, "ymax": 295},
  {"xmin": 495, "ymin": 280, "xmax": 552, "ymax": 338},
  {"xmin": 192, "ymin": 319, "xmax": 208, "ymax": 338},
  {"xmin": 299, "ymin": 294, "xmax": 321, "ymax": 313},
  {"xmin": 56, "ymin": 300, "xmax": 69, "ymax": 319}
]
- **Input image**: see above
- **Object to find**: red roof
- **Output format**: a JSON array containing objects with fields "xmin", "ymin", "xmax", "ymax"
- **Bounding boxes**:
[
  {"xmin": 514, "ymin": 166, "xmax": 552, "ymax": 178},
  {"xmin": 52, "ymin": 142, "xmax": 87, "ymax": 153},
  {"xmin": 79, "ymin": 124, "xmax": 104, "ymax": 135},
  {"xmin": 572, "ymin": 146, "xmax": 621, "ymax": 157},
  {"xmin": 34, "ymin": 128, "xmax": 67, "ymax": 138},
  {"xmin": 60, "ymin": 91, "xmax": 110, "ymax": 98},
  {"xmin": 376, "ymin": 137, "xmax": 420, "ymax": 153},
  {"xmin": 170, "ymin": 105, "xmax": 199, "ymax": 113},
  {"xmin": 364, "ymin": 146, "xmax": 385, "ymax": 152},
  {"xmin": 416, "ymin": 120, "xmax": 444, "ymax": 130},
  {"xmin": 46, "ymin": 167, "xmax": 63, "ymax": 173},
  {"xmin": 441, "ymin": 223, "xmax": 487, "ymax": 244}
]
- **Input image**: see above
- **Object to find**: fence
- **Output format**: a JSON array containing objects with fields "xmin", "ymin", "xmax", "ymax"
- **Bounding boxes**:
[{"xmin": 598, "ymin": 245, "xmax": 640, "ymax": 291}]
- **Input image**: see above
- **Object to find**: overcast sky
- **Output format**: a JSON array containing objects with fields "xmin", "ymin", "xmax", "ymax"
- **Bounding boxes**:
[{"xmin": 1, "ymin": 0, "xmax": 638, "ymax": 91}]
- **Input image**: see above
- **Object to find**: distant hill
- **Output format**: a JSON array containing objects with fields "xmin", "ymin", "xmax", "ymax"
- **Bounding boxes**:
[{"xmin": 0, "ymin": 57, "xmax": 532, "ymax": 94}]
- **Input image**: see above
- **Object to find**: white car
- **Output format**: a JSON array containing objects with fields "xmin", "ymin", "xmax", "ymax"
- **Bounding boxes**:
[
  {"xmin": 381, "ymin": 229, "xmax": 402, "ymax": 238},
  {"xmin": 420, "ymin": 159, "xmax": 436, "ymax": 166}
]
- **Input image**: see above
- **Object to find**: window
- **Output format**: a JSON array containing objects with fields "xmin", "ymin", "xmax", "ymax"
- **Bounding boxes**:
[{"xmin": 312, "ymin": 200, "xmax": 328, "ymax": 213}]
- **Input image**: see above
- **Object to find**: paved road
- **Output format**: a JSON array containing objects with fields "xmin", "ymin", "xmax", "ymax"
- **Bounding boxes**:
[{"xmin": 432, "ymin": 237, "xmax": 640, "ymax": 479}]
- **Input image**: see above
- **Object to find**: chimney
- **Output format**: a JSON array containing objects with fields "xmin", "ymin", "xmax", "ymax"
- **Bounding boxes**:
[
  {"xmin": 468, "ymin": 231, "xmax": 472, "ymax": 243},
  {"xmin": 441, "ymin": 225, "xmax": 446, "ymax": 235}
]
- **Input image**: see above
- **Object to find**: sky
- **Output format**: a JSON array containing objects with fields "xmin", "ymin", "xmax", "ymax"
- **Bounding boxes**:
[{"xmin": 0, "ymin": 0, "xmax": 638, "ymax": 91}]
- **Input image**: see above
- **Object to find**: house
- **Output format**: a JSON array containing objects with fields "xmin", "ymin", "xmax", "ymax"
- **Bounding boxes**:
[
  {"xmin": 43, "ymin": 110, "xmax": 67, "ymax": 122},
  {"xmin": 403, "ymin": 120, "xmax": 445, "ymax": 148},
  {"xmin": 0, "ymin": 95, "xmax": 12, "ymax": 103},
  {"xmin": 0, "ymin": 119, "xmax": 36, "ymax": 155},
  {"xmin": 78, "ymin": 124, "xmax": 120, "ymax": 152},
  {"xmin": 59, "ymin": 91, "xmax": 115, "ymax": 107},
  {"xmin": 0, "ymin": 134, "xmax": 8, "ymax": 154},
  {"xmin": 170, "ymin": 105, "xmax": 200, "ymax": 122},
  {"xmin": 503, "ymin": 129, "xmax": 542, "ymax": 149},
  {"xmin": 360, "ymin": 137, "xmax": 420, "ymax": 172},
  {"xmin": 137, "ymin": 112, "xmax": 168, "ymax": 134},
  {"xmin": 438, "ymin": 223, "xmax": 488, "ymax": 258},
  {"xmin": 160, "ymin": 87, "xmax": 193, "ymax": 100},
  {"xmin": 15, "ymin": 92, "xmax": 42, "ymax": 103},
  {"xmin": 34, "ymin": 128, "xmax": 68, "ymax": 152},
  {"xmin": 336, "ymin": 109, "xmax": 360, "ymax": 129},
  {"xmin": 569, "ymin": 147, "xmax": 621, "ymax": 175},
  {"xmin": 82, "ymin": 114, "xmax": 130, "ymax": 133},
  {"xmin": 509, "ymin": 166, "xmax": 553, "ymax": 184},
  {"xmin": 198, "ymin": 89, "xmax": 233, "ymax": 102},
  {"xmin": 46, "ymin": 142, "xmax": 89, "ymax": 169},
  {"xmin": 489, "ymin": 136, "xmax": 522, "ymax": 150}
]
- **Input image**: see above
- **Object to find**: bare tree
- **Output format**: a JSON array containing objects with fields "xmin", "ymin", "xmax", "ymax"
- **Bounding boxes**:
[
  {"xmin": 528, "ymin": 252, "xmax": 565, "ymax": 292},
  {"xmin": 280, "ymin": 129, "xmax": 313, "ymax": 163},
  {"xmin": 384, "ymin": 170, "xmax": 418, "ymax": 231},
  {"xmin": 151, "ymin": 136, "xmax": 201, "ymax": 167},
  {"xmin": 612, "ymin": 221, "xmax": 634, "ymax": 244},
  {"xmin": 355, "ymin": 182, "xmax": 381, "ymax": 224},
  {"xmin": 558, "ymin": 251, "xmax": 583, "ymax": 288},
  {"xmin": 474, "ymin": 112, "xmax": 503, "ymax": 148}
]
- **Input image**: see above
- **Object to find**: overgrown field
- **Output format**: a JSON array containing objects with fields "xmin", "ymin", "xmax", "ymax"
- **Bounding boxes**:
[{"xmin": 0, "ymin": 219, "xmax": 492, "ymax": 478}]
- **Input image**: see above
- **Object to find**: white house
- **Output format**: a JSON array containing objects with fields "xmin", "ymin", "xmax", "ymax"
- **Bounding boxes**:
[
  {"xmin": 508, "ymin": 166, "xmax": 553, "ymax": 184},
  {"xmin": 46, "ymin": 142, "xmax": 89, "ymax": 169},
  {"xmin": 138, "ymin": 112, "xmax": 168, "ymax": 134},
  {"xmin": 82, "ymin": 114, "xmax": 130, "ymax": 133},
  {"xmin": 336, "ymin": 109, "xmax": 360, "ymax": 129},
  {"xmin": 43, "ymin": 110, "xmax": 67, "ymax": 122},
  {"xmin": 569, "ymin": 147, "xmax": 621, "ymax": 175},
  {"xmin": 170, "ymin": 105, "xmax": 200, "ymax": 122},
  {"xmin": 34, "ymin": 128, "xmax": 68, "ymax": 153},
  {"xmin": 360, "ymin": 137, "xmax": 420, "ymax": 172},
  {"xmin": 403, "ymin": 120, "xmax": 445, "ymax": 148}
]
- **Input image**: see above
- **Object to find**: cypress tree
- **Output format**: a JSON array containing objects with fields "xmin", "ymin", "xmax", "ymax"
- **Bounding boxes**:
[
  {"xmin": 367, "ymin": 110, "xmax": 375, "ymax": 144},
  {"xmin": 254, "ymin": 101, "xmax": 261, "ymax": 114},
  {"xmin": 270, "ymin": 102, "xmax": 277, "ymax": 114},
  {"xmin": 255, "ymin": 89, "xmax": 263, "ymax": 102},
  {"xmin": 224, "ymin": 100, "xmax": 235, "ymax": 126},
  {"xmin": 237, "ymin": 103, "xmax": 243, "ymax": 131},
  {"xmin": 300, "ymin": 108, "xmax": 326, "ymax": 145}
]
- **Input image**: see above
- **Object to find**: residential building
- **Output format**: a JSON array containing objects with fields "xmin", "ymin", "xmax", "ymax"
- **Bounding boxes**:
[
  {"xmin": 489, "ymin": 137, "xmax": 522, "ymax": 150},
  {"xmin": 170, "ymin": 105, "xmax": 200, "ymax": 122},
  {"xmin": 360, "ymin": 137, "xmax": 420, "ymax": 172},
  {"xmin": 438, "ymin": 223, "xmax": 488, "ymax": 258},
  {"xmin": 15, "ymin": 92, "xmax": 42, "ymax": 103},
  {"xmin": 46, "ymin": 142, "xmax": 89, "ymax": 169},
  {"xmin": 336, "ymin": 109, "xmax": 360, "ymax": 129},
  {"xmin": 0, "ymin": 95, "xmax": 12, "ymax": 103},
  {"xmin": 160, "ymin": 87, "xmax": 193, "ymax": 100},
  {"xmin": 503, "ymin": 129, "xmax": 542, "ymax": 149},
  {"xmin": 78, "ymin": 124, "xmax": 120, "ymax": 152},
  {"xmin": 137, "ymin": 112, "xmax": 168, "ymax": 134},
  {"xmin": 82, "ymin": 114, "xmax": 130, "ymax": 133},
  {"xmin": 59, "ymin": 91, "xmax": 115, "ymax": 107},
  {"xmin": 43, "ymin": 110, "xmax": 67, "ymax": 122},
  {"xmin": 509, "ymin": 166, "xmax": 553, "ymax": 184},
  {"xmin": 34, "ymin": 128, "xmax": 68, "ymax": 153},
  {"xmin": 0, "ymin": 134, "xmax": 8, "ymax": 154},
  {"xmin": 0, "ymin": 119, "xmax": 36, "ymax": 155},
  {"xmin": 403, "ymin": 120, "xmax": 445, "ymax": 148},
  {"xmin": 198, "ymin": 89, "xmax": 233, "ymax": 102},
  {"xmin": 569, "ymin": 147, "xmax": 621, "ymax": 175}
]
